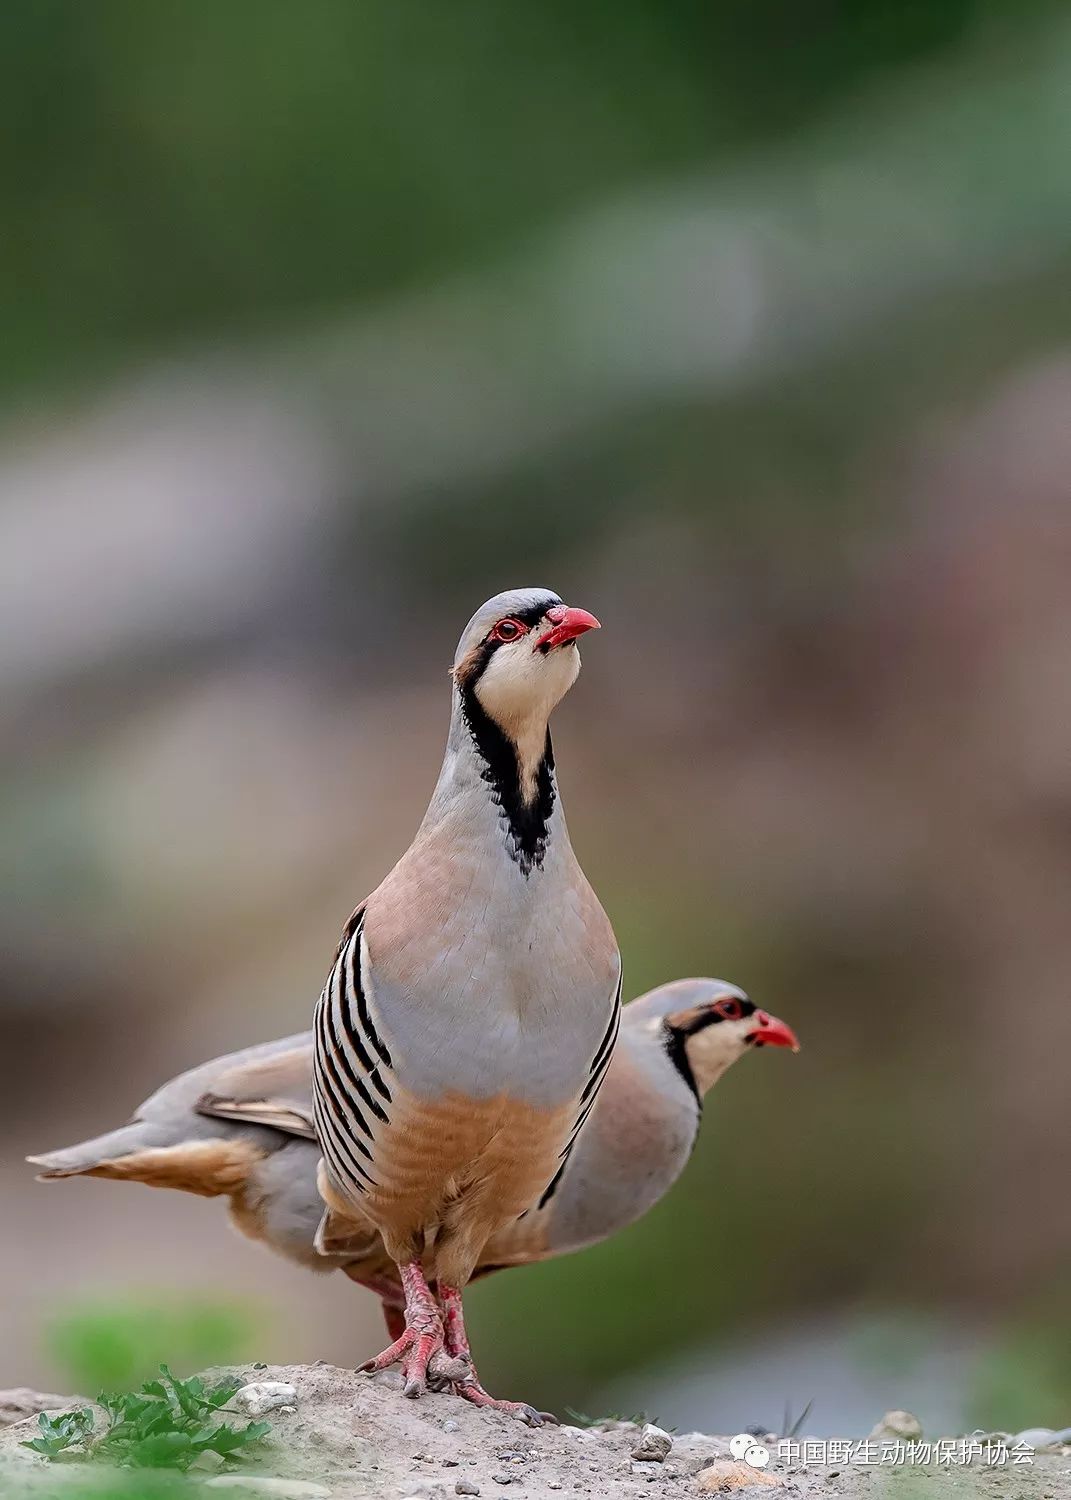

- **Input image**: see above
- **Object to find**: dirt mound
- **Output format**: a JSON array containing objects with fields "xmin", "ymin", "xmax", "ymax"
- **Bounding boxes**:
[{"xmin": 0, "ymin": 1366, "xmax": 1064, "ymax": 1499}]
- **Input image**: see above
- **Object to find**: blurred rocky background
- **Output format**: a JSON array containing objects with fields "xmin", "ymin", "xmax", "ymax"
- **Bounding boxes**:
[{"xmin": 3, "ymin": 0, "xmax": 1071, "ymax": 1437}]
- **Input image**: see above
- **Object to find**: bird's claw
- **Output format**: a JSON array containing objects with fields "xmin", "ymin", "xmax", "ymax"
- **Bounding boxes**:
[
  {"xmin": 427, "ymin": 1350, "xmax": 473, "ymax": 1389},
  {"xmin": 453, "ymin": 1379, "xmax": 558, "ymax": 1426}
]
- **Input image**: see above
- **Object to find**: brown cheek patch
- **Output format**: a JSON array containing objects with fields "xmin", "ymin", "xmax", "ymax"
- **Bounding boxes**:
[
  {"xmin": 451, "ymin": 646, "xmax": 485, "ymax": 692},
  {"xmin": 665, "ymin": 1004, "xmax": 712, "ymax": 1033},
  {"xmin": 81, "ymin": 1139, "xmax": 265, "ymax": 1197}
]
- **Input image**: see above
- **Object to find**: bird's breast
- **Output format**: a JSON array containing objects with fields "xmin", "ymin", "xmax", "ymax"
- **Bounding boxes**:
[{"xmin": 363, "ymin": 836, "xmax": 619, "ymax": 1110}]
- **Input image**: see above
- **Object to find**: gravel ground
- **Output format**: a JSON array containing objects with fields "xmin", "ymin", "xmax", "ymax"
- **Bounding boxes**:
[{"xmin": 1, "ymin": 1366, "xmax": 1068, "ymax": 1500}]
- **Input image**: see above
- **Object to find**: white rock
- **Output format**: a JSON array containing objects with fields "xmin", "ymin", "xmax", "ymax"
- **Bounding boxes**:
[
  {"xmin": 868, "ymin": 1409, "xmax": 922, "ymax": 1441},
  {"xmin": 1012, "ymin": 1427, "xmax": 1069, "ymax": 1449},
  {"xmin": 631, "ymin": 1422, "xmax": 673, "ymax": 1462},
  {"xmin": 630, "ymin": 1459, "xmax": 662, "ymax": 1479},
  {"xmin": 234, "ymin": 1382, "xmax": 299, "ymax": 1417},
  {"xmin": 205, "ymin": 1480, "xmax": 329, "ymax": 1498}
]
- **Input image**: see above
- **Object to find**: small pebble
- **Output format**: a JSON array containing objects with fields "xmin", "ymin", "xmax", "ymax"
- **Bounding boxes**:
[
  {"xmin": 1014, "ymin": 1428, "xmax": 1065, "ymax": 1449},
  {"xmin": 442, "ymin": 1458, "xmax": 459, "ymax": 1468},
  {"xmin": 631, "ymin": 1423, "xmax": 673, "ymax": 1464},
  {"xmin": 455, "ymin": 1483, "xmax": 480, "ymax": 1497},
  {"xmin": 233, "ymin": 1381, "xmax": 299, "ymax": 1418},
  {"xmin": 252, "ymin": 1362, "xmax": 268, "ymax": 1372},
  {"xmin": 869, "ymin": 1410, "xmax": 922, "ymax": 1442},
  {"xmin": 630, "ymin": 1461, "xmax": 661, "ymax": 1480},
  {"xmin": 492, "ymin": 1476, "xmax": 512, "ymax": 1486},
  {"xmin": 444, "ymin": 1421, "xmax": 461, "ymax": 1433}
]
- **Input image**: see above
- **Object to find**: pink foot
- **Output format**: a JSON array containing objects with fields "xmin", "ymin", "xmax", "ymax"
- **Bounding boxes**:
[
  {"xmin": 439, "ymin": 1283, "xmax": 557, "ymax": 1427},
  {"xmin": 360, "ymin": 1264, "xmax": 467, "ymax": 1398}
]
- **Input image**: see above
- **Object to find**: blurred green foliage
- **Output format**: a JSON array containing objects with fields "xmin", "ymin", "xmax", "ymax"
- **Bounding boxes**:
[
  {"xmin": 22, "ymin": 1367, "xmax": 269, "ymax": 1472},
  {"xmin": 972, "ymin": 1293, "xmax": 1071, "ymax": 1431},
  {"xmin": 0, "ymin": 0, "xmax": 1059, "ymax": 400},
  {"xmin": 47, "ymin": 1299, "xmax": 258, "ymax": 1395},
  {"xmin": 6, "ymin": 1474, "xmax": 208, "ymax": 1500}
]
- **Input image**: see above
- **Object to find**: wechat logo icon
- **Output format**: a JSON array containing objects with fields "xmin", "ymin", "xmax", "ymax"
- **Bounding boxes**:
[{"xmin": 730, "ymin": 1432, "xmax": 771, "ymax": 1469}]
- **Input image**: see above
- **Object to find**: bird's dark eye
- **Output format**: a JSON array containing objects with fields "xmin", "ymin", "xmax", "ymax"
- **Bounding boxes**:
[
  {"xmin": 715, "ymin": 998, "xmax": 743, "ymax": 1020},
  {"xmin": 490, "ymin": 618, "xmax": 527, "ymax": 643}
]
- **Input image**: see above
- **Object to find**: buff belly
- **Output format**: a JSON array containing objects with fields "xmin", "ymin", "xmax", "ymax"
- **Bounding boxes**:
[{"xmin": 320, "ymin": 1084, "xmax": 574, "ymax": 1287}]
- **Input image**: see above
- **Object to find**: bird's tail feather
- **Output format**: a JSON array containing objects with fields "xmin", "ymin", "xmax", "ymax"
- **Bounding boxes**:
[{"xmin": 27, "ymin": 1121, "xmax": 172, "ymax": 1179}]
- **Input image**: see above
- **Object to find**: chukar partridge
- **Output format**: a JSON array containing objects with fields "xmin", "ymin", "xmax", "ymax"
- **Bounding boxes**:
[
  {"xmin": 29, "ymin": 979, "xmax": 798, "ymax": 1347},
  {"xmin": 311, "ymin": 587, "xmax": 619, "ymax": 1420}
]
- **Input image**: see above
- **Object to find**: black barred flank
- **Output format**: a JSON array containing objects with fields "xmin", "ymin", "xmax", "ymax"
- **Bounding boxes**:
[
  {"xmin": 348, "ymin": 923, "xmax": 393, "ymax": 1071},
  {"xmin": 314, "ymin": 1068, "xmax": 376, "ymax": 1182},
  {"xmin": 312, "ymin": 914, "xmax": 398, "ymax": 1208},
  {"xmin": 537, "ymin": 1158, "xmax": 568, "ymax": 1212},
  {"xmin": 336, "ymin": 949, "xmax": 377, "ymax": 1073},
  {"xmin": 538, "ymin": 974, "xmax": 622, "ymax": 1211},
  {"xmin": 329, "ymin": 970, "xmax": 390, "ymax": 1122},
  {"xmin": 581, "ymin": 980, "xmax": 622, "ymax": 1103},
  {"xmin": 313, "ymin": 1089, "xmax": 375, "ymax": 1191},
  {"xmin": 316, "ymin": 1005, "xmax": 377, "ymax": 1145}
]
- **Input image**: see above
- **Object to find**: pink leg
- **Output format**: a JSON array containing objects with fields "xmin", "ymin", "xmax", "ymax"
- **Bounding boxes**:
[
  {"xmin": 360, "ymin": 1263, "xmax": 465, "ymax": 1399},
  {"xmin": 439, "ymin": 1283, "xmax": 557, "ymax": 1427}
]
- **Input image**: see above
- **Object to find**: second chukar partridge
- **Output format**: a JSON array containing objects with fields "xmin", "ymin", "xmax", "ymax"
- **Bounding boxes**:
[
  {"xmin": 312, "ymin": 588, "xmax": 619, "ymax": 1420},
  {"xmin": 29, "ymin": 979, "xmax": 798, "ymax": 1344}
]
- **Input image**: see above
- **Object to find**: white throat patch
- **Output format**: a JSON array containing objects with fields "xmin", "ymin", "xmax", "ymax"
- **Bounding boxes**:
[{"xmin": 474, "ymin": 640, "xmax": 581, "ymax": 801}]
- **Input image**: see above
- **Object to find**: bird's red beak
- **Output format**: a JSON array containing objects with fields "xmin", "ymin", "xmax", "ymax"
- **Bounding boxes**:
[
  {"xmin": 538, "ymin": 605, "xmax": 601, "ymax": 650},
  {"xmin": 746, "ymin": 1011, "xmax": 800, "ymax": 1052}
]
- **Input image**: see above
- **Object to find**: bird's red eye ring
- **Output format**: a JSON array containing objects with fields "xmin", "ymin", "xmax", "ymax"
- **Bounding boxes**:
[
  {"xmin": 490, "ymin": 618, "xmax": 528, "ymax": 643},
  {"xmin": 715, "ymin": 998, "xmax": 743, "ymax": 1020}
]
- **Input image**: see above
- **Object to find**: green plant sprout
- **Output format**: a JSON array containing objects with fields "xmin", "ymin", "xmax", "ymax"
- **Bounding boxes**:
[{"xmin": 22, "ymin": 1366, "xmax": 270, "ymax": 1472}]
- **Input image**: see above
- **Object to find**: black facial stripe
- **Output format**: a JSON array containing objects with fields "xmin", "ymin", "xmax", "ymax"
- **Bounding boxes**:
[
  {"xmin": 459, "ymin": 599, "xmax": 562, "ymax": 683},
  {"xmin": 452, "ymin": 597, "xmax": 563, "ymax": 875},
  {"xmin": 509, "ymin": 599, "xmax": 561, "ymax": 630},
  {"xmin": 663, "ymin": 1022, "xmax": 701, "ymax": 1104},
  {"xmin": 672, "ymin": 998, "xmax": 756, "ymax": 1039},
  {"xmin": 458, "ymin": 680, "xmax": 556, "ymax": 876}
]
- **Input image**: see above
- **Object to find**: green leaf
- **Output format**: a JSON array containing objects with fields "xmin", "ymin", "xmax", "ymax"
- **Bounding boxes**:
[
  {"xmin": 189, "ymin": 1421, "xmax": 229, "ymax": 1448},
  {"xmin": 128, "ymin": 1431, "xmax": 194, "ymax": 1469},
  {"xmin": 203, "ymin": 1378, "xmax": 242, "ymax": 1411},
  {"xmin": 20, "ymin": 1406, "xmax": 95, "ymax": 1459},
  {"xmin": 23, "ymin": 1367, "xmax": 271, "ymax": 1470},
  {"xmin": 22, "ymin": 1436, "xmax": 70, "ymax": 1457},
  {"xmin": 206, "ymin": 1420, "xmax": 270, "ymax": 1455}
]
